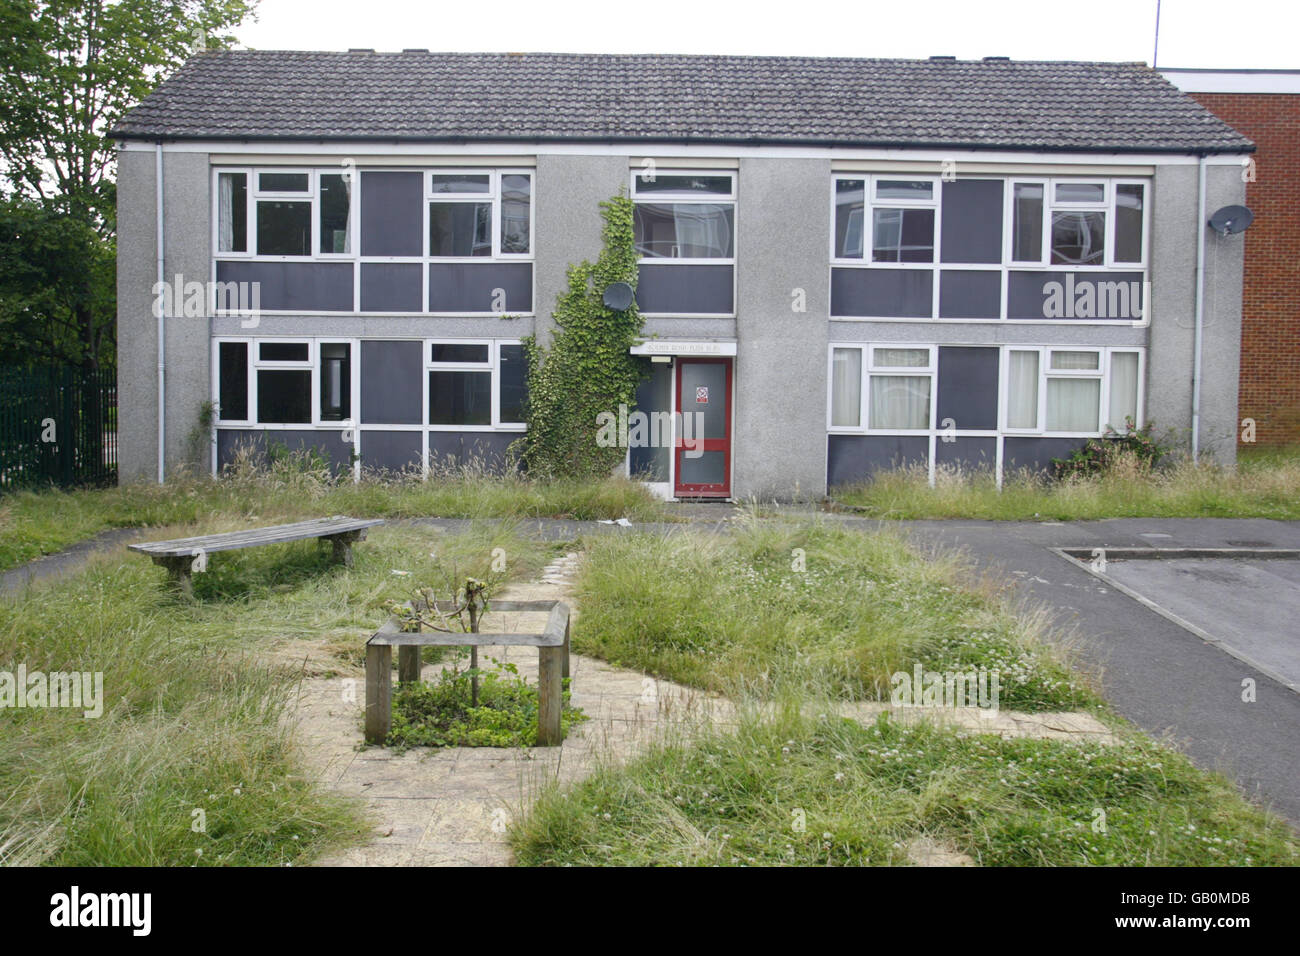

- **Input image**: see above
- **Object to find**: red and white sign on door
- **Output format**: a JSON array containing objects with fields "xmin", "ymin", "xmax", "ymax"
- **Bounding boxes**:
[{"xmin": 696, "ymin": 386, "xmax": 709, "ymax": 404}]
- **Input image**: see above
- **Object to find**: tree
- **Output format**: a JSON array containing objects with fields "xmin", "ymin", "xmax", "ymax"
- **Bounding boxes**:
[{"xmin": 0, "ymin": 0, "xmax": 258, "ymax": 367}]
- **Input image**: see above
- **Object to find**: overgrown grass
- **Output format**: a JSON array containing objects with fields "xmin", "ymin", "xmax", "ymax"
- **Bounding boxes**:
[
  {"xmin": 513, "ymin": 708, "xmax": 1300, "ymax": 866},
  {"xmin": 0, "ymin": 452, "xmax": 664, "ymax": 573},
  {"xmin": 832, "ymin": 452, "xmax": 1300, "ymax": 521},
  {"xmin": 0, "ymin": 519, "xmax": 552, "ymax": 865},
  {"xmin": 572, "ymin": 519, "xmax": 1094, "ymax": 711}
]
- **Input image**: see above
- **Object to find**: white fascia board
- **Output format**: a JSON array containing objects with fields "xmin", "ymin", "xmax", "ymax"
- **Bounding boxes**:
[
  {"xmin": 1162, "ymin": 69, "xmax": 1300, "ymax": 95},
  {"xmin": 119, "ymin": 139, "xmax": 1252, "ymax": 165}
]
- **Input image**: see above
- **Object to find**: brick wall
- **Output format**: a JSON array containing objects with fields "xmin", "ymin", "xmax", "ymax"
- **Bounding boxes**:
[{"xmin": 1191, "ymin": 92, "xmax": 1300, "ymax": 447}]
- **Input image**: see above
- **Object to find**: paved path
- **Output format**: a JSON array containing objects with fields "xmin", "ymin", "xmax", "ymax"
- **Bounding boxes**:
[{"xmin": 297, "ymin": 546, "xmax": 1111, "ymax": 867}]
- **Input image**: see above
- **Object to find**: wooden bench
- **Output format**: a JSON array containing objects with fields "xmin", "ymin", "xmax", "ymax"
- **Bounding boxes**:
[
  {"xmin": 128, "ymin": 515, "xmax": 384, "ymax": 596},
  {"xmin": 365, "ymin": 599, "xmax": 572, "ymax": 747}
]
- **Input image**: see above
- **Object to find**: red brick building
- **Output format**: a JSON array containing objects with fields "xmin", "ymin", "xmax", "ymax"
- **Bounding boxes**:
[{"xmin": 1164, "ymin": 69, "xmax": 1300, "ymax": 447}]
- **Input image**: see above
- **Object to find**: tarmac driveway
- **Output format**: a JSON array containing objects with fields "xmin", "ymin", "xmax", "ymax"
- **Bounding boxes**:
[{"xmin": 878, "ymin": 517, "xmax": 1300, "ymax": 827}]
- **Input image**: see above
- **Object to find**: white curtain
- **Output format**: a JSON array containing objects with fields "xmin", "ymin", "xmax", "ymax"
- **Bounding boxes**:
[
  {"xmin": 831, "ymin": 348, "xmax": 862, "ymax": 427},
  {"xmin": 1007, "ymin": 350, "xmax": 1039, "ymax": 429},
  {"xmin": 218, "ymin": 173, "xmax": 236, "ymax": 252},
  {"xmin": 1107, "ymin": 352, "xmax": 1140, "ymax": 430},
  {"xmin": 870, "ymin": 375, "xmax": 929, "ymax": 429},
  {"xmin": 1050, "ymin": 350, "xmax": 1100, "ymax": 370},
  {"xmin": 1047, "ymin": 378, "xmax": 1101, "ymax": 432},
  {"xmin": 873, "ymin": 347, "xmax": 929, "ymax": 368}
]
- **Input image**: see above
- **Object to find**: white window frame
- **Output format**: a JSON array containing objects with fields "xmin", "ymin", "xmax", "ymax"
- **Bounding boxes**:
[
  {"xmin": 830, "ymin": 174, "xmax": 939, "ymax": 267},
  {"xmin": 825, "ymin": 343, "xmax": 937, "ymax": 435},
  {"xmin": 212, "ymin": 167, "xmax": 358, "ymax": 261},
  {"xmin": 630, "ymin": 169, "xmax": 736, "ymax": 264},
  {"xmin": 424, "ymin": 169, "xmax": 534, "ymax": 260},
  {"xmin": 212, "ymin": 337, "xmax": 362, "ymax": 430},
  {"xmin": 630, "ymin": 167, "xmax": 738, "ymax": 318},
  {"xmin": 213, "ymin": 337, "xmax": 253, "ymax": 426},
  {"xmin": 999, "ymin": 345, "xmax": 1145, "ymax": 437},
  {"xmin": 424, "ymin": 338, "xmax": 527, "ymax": 432},
  {"xmin": 1005, "ymin": 178, "xmax": 1149, "ymax": 270}
]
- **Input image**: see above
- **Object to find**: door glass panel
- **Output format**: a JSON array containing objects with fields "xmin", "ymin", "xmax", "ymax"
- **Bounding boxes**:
[
  {"xmin": 679, "ymin": 362, "xmax": 727, "ymax": 440},
  {"xmin": 678, "ymin": 451, "xmax": 726, "ymax": 486},
  {"xmin": 630, "ymin": 360, "xmax": 671, "ymax": 482}
]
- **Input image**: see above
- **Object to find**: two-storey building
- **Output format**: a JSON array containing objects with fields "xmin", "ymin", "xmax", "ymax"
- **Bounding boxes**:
[{"xmin": 111, "ymin": 51, "xmax": 1252, "ymax": 498}]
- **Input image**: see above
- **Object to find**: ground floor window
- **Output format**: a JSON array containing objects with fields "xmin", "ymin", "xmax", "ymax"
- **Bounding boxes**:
[
  {"xmin": 214, "ymin": 336, "xmax": 526, "ymax": 431},
  {"xmin": 1005, "ymin": 347, "xmax": 1142, "ymax": 435},
  {"xmin": 830, "ymin": 345, "xmax": 936, "ymax": 432},
  {"xmin": 828, "ymin": 343, "xmax": 1143, "ymax": 438}
]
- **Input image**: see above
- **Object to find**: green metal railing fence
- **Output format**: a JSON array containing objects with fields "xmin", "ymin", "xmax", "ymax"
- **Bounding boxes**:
[{"xmin": 0, "ymin": 367, "xmax": 117, "ymax": 491}]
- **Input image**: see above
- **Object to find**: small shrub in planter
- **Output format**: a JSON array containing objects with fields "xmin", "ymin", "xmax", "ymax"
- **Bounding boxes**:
[
  {"xmin": 387, "ymin": 658, "xmax": 587, "ymax": 749},
  {"xmin": 1051, "ymin": 418, "xmax": 1172, "ymax": 481}
]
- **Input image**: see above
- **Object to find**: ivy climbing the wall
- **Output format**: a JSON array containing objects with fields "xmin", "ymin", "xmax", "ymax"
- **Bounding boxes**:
[{"xmin": 515, "ymin": 193, "xmax": 646, "ymax": 479}]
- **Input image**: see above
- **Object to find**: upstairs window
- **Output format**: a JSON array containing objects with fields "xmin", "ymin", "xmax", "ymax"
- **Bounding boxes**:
[
  {"xmin": 426, "ymin": 171, "xmax": 532, "ymax": 258},
  {"xmin": 1010, "ymin": 179, "xmax": 1146, "ymax": 268},
  {"xmin": 632, "ymin": 172, "xmax": 735, "ymax": 260},
  {"xmin": 833, "ymin": 176, "xmax": 937, "ymax": 263},
  {"xmin": 216, "ymin": 169, "xmax": 353, "ymax": 257}
]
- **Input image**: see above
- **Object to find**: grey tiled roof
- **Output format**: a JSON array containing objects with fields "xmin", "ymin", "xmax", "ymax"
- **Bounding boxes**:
[{"xmin": 110, "ymin": 51, "xmax": 1253, "ymax": 153}]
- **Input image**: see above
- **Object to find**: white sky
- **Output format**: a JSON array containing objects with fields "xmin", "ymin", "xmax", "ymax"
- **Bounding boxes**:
[{"xmin": 234, "ymin": 0, "xmax": 1300, "ymax": 68}]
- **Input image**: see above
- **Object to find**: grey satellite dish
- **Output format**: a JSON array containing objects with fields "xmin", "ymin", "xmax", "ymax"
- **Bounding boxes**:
[
  {"xmin": 1208, "ymin": 205, "xmax": 1254, "ymax": 236},
  {"xmin": 602, "ymin": 282, "xmax": 635, "ymax": 311}
]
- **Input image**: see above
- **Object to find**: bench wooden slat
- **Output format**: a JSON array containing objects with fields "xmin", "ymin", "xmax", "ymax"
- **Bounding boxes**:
[
  {"xmin": 128, "ymin": 516, "xmax": 384, "ymax": 557},
  {"xmin": 368, "ymin": 631, "xmax": 566, "ymax": 647}
]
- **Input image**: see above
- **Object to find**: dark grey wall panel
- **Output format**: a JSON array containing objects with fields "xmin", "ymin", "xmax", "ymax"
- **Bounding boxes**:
[
  {"xmin": 427, "ymin": 262, "xmax": 533, "ymax": 313},
  {"xmin": 826, "ymin": 435, "xmax": 928, "ymax": 487},
  {"xmin": 940, "ymin": 179, "xmax": 1004, "ymax": 264},
  {"xmin": 360, "ymin": 171, "xmax": 423, "ymax": 257},
  {"xmin": 830, "ymin": 268, "xmax": 932, "ymax": 318},
  {"xmin": 1003, "ymin": 437, "xmax": 1088, "ymax": 474},
  {"xmin": 215, "ymin": 261, "xmax": 353, "ymax": 312},
  {"xmin": 636, "ymin": 264, "xmax": 734, "ymax": 315},
  {"xmin": 934, "ymin": 436, "xmax": 997, "ymax": 471},
  {"xmin": 1007, "ymin": 271, "xmax": 1146, "ymax": 320},
  {"xmin": 361, "ymin": 262, "xmax": 422, "ymax": 312},
  {"xmin": 360, "ymin": 340, "xmax": 423, "ymax": 424},
  {"xmin": 360, "ymin": 430, "xmax": 423, "ymax": 475},
  {"xmin": 937, "ymin": 346, "xmax": 1000, "ymax": 430},
  {"xmin": 939, "ymin": 270, "xmax": 1001, "ymax": 319},
  {"xmin": 216, "ymin": 428, "xmax": 352, "ymax": 475},
  {"xmin": 428, "ymin": 431, "xmax": 519, "ymax": 472}
]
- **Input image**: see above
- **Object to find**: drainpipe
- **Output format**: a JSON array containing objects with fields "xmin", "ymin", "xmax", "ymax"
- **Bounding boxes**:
[
  {"xmin": 1191, "ymin": 153, "xmax": 1207, "ymax": 463},
  {"xmin": 156, "ymin": 141, "xmax": 166, "ymax": 484}
]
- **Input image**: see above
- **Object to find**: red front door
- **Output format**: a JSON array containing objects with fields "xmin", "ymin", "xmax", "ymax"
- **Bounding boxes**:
[{"xmin": 674, "ymin": 358, "xmax": 732, "ymax": 497}]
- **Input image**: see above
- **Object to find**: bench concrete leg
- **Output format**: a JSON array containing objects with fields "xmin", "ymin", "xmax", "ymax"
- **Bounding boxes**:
[
  {"xmin": 538, "ymin": 644, "xmax": 564, "ymax": 747},
  {"xmin": 365, "ymin": 643, "xmax": 392, "ymax": 744},
  {"xmin": 324, "ymin": 530, "xmax": 365, "ymax": 568},
  {"xmin": 153, "ymin": 556, "xmax": 194, "ymax": 599},
  {"xmin": 398, "ymin": 645, "xmax": 421, "ymax": 684}
]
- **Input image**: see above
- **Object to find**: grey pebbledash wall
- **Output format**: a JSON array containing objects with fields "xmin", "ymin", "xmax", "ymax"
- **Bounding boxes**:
[
  {"xmin": 117, "ymin": 146, "xmax": 213, "ymax": 483},
  {"xmin": 733, "ymin": 156, "xmax": 830, "ymax": 498}
]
